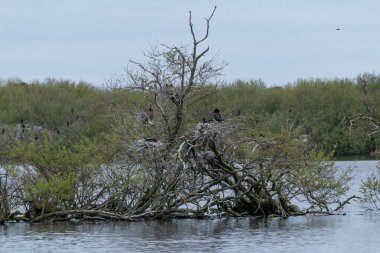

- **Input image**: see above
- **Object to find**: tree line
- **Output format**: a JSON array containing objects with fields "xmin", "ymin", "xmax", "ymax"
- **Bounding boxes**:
[{"xmin": 1, "ymin": 73, "xmax": 380, "ymax": 156}]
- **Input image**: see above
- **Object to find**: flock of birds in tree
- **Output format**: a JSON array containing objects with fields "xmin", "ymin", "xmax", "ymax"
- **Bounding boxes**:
[
  {"xmin": 144, "ymin": 108, "xmax": 224, "ymax": 143},
  {"xmin": 0, "ymin": 108, "xmax": 82, "ymax": 141},
  {"xmin": 1, "ymin": 106, "xmax": 224, "ymax": 145}
]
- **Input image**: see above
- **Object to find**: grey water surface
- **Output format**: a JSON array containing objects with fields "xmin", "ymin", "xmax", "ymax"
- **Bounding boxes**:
[{"xmin": 1, "ymin": 160, "xmax": 379, "ymax": 253}]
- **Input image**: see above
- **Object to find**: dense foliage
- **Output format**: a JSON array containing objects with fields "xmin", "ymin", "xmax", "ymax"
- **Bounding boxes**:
[{"xmin": 1, "ymin": 74, "xmax": 380, "ymax": 156}]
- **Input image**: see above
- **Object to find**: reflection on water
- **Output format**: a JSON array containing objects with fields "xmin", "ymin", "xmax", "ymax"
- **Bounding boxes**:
[
  {"xmin": 1, "ymin": 161, "xmax": 379, "ymax": 253},
  {"xmin": 1, "ymin": 215, "xmax": 379, "ymax": 253}
]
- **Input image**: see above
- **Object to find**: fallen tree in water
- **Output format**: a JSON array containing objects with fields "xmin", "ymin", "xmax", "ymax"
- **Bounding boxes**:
[
  {"xmin": 7, "ymin": 119, "xmax": 354, "ymax": 223},
  {"xmin": 0, "ymin": 7, "xmax": 356, "ymax": 224}
]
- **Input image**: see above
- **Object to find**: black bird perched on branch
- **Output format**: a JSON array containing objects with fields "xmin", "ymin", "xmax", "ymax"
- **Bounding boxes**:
[
  {"xmin": 144, "ymin": 138, "xmax": 157, "ymax": 143},
  {"xmin": 212, "ymin": 108, "xmax": 224, "ymax": 122},
  {"xmin": 147, "ymin": 105, "xmax": 154, "ymax": 121}
]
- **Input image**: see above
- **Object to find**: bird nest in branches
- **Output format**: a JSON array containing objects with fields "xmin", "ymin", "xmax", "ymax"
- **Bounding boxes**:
[
  {"xmin": 178, "ymin": 121, "xmax": 238, "ymax": 165},
  {"xmin": 194, "ymin": 121, "xmax": 235, "ymax": 145}
]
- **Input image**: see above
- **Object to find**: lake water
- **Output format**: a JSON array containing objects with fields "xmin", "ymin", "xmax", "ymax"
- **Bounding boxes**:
[{"xmin": 1, "ymin": 160, "xmax": 379, "ymax": 253}]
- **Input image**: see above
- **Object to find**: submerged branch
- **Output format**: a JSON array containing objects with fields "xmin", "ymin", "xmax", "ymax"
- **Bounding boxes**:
[{"xmin": 32, "ymin": 210, "xmax": 132, "ymax": 222}]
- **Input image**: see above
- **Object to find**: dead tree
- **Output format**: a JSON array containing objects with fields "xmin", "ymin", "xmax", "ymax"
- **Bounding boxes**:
[
  {"xmin": 97, "ymin": 7, "xmax": 225, "ymax": 218},
  {"xmin": 125, "ymin": 6, "xmax": 223, "ymax": 147}
]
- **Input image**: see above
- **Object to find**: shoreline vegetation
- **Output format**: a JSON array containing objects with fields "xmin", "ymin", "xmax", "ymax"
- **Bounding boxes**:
[
  {"xmin": 1, "ymin": 8, "xmax": 380, "ymax": 224},
  {"xmin": 1, "ymin": 74, "xmax": 380, "ymax": 156}
]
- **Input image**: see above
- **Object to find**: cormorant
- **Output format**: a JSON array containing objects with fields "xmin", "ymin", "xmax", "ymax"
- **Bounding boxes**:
[
  {"xmin": 147, "ymin": 105, "xmax": 154, "ymax": 122},
  {"xmin": 212, "ymin": 108, "xmax": 224, "ymax": 122},
  {"xmin": 144, "ymin": 138, "xmax": 157, "ymax": 142}
]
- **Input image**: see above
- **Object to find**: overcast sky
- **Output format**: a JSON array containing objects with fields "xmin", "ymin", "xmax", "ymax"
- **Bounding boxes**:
[{"xmin": 1, "ymin": 0, "xmax": 379, "ymax": 86}]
